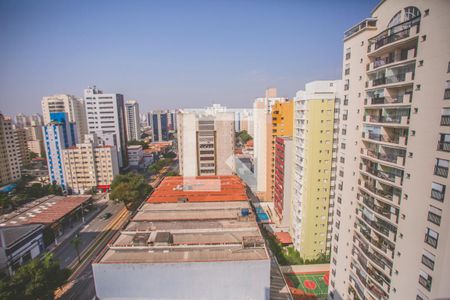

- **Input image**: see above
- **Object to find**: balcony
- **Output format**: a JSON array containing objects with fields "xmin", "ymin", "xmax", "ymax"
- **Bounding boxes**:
[
  {"xmin": 364, "ymin": 115, "xmax": 410, "ymax": 126},
  {"xmin": 444, "ymin": 88, "xmax": 450, "ymax": 100},
  {"xmin": 421, "ymin": 254, "xmax": 435, "ymax": 270},
  {"xmin": 362, "ymin": 196, "xmax": 397, "ymax": 223},
  {"xmin": 427, "ymin": 211, "xmax": 441, "ymax": 226},
  {"xmin": 362, "ymin": 149, "xmax": 405, "ymax": 167},
  {"xmin": 418, "ymin": 275, "xmax": 432, "ymax": 292},
  {"xmin": 440, "ymin": 115, "xmax": 450, "ymax": 126},
  {"xmin": 368, "ymin": 48, "xmax": 416, "ymax": 72},
  {"xmin": 363, "ymin": 166, "xmax": 403, "ymax": 186},
  {"xmin": 424, "ymin": 234, "xmax": 438, "ymax": 249},
  {"xmin": 362, "ymin": 132, "xmax": 408, "ymax": 147},
  {"xmin": 437, "ymin": 141, "xmax": 450, "ymax": 152},
  {"xmin": 368, "ymin": 16, "xmax": 420, "ymax": 54},
  {"xmin": 434, "ymin": 165, "xmax": 449, "ymax": 178},
  {"xmin": 365, "ymin": 93, "xmax": 412, "ymax": 107},
  {"xmin": 362, "ymin": 182, "xmax": 401, "ymax": 204},
  {"xmin": 368, "ymin": 72, "xmax": 414, "ymax": 89},
  {"xmin": 431, "ymin": 188, "xmax": 445, "ymax": 202}
]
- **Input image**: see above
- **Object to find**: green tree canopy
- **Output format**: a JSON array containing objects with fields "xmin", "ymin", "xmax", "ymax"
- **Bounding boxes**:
[
  {"xmin": 237, "ymin": 130, "xmax": 253, "ymax": 145},
  {"xmin": 128, "ymin": 140, "xmax": 149, "ymax": 150},
  {"xmin": 110, "ymin": 173, "xmax": 152, "ymax": 210},
  {"xmin": 0, "ymin": 253, "xmax": 70, "ymax": 300}
]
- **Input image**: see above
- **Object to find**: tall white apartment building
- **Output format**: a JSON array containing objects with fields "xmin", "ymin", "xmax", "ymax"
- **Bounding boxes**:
[
  {"xmin": 42, "ymin": 94, "xmax": 87, "ymax": 142},
  {"xmin": 329, "ymin": 2, "xmax": 450, "ymax": 300},
  {"xmin": 0, "ymin": 114, "xmax": 22, "ymax": 185},
  {"xmin": 177, "ymin": 109, "xmax": 235, "ymax": 176},
  {"xmin": 84, "ymin": 86, "xmax": 128, "ymax": 168},
  {"xmin": 62, "ymin": 134, "xmax": 119, "ymax": 194},
  {"xmin": 125, "ymin": 100, "xmax": 141, "ymax": 141},
  {"xmin": 253, "ymin": 88, "xmax": 287, "ymax": 200}
]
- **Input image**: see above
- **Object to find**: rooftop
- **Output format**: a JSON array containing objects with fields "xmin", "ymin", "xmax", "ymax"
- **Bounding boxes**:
[
  {"xmin": 96, "ymin": 188, "xmax": 268, "ymax": 264},
  {"xmin": 147, "ymin": 176, "xmax": 248, "ymax": 203},
  {"xmin": 0, "ymin": 195, "xmax": 91, "ymax": 227},
  {"xmin": 0, "ymin": 224, "xmax": 44, "ymax": 248}
]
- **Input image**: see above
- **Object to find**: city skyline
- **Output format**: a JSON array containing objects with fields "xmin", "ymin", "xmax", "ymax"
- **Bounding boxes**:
[{"xmin": 0, "ymin": 0, "xmax": 377, "ymax": 115}]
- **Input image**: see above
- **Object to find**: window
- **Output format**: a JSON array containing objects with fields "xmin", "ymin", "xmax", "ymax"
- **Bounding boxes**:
[
  {"xmin": 428, "ymin": 205, "xmax": 442, "ymax": 226},
  {"xmin": 418, "ymin": 270, "xmax": 432, "ymax": 291},
  {"xmin": 341, "ymin": 143, "xmax": 346, "ymax": 149},
  {"xmin": 444, "ymin": 80, "xmax": 450, "ymax": 99},
  {"xmin": 434, "ymin": 158, "xmax": 449, "ymax": 178},
  {"xmin": 345, "ymin": 48, "xmax": 351, "ymax": 60},
  {"xmin": 438, "ymin": 133, "xmax": 450, "ymax": 152},
  {"xmin": 431, "ymin": 182, "xmax": 445, "ymax": 202},
  {"xmin": 424, "ymin": 228, "xmax": 439, "ymax": 248},
  {"xmin": 421, "ymin": 249, "xmax": 435, "ymax": 270},
  {"xmin": 441, "ymin": 108, "xmax": 450, "ymax": 125}
]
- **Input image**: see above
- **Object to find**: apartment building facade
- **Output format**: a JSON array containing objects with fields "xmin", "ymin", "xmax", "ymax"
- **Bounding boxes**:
[
  {"xmin": 177, "ymin": 109, "xmax": 235, "ymax": 176},
  {"xmin": 253, "ymin": 88, "xmax": 288, "ymax": 200},
  {"xmin": 62, "ymin": 134, "xmax": 119, "ymax": 194},
  {"xmin": 0, "ymin": 114, "xmax": 22, "ymax": 185},
  {"xmin": 84, "ymin": 86, "xmax": 128, "ymax": 168},
  {"xmin": 42, "ymin": 94, "xmax": 87, "ymax": 142},
  {"xmin": 329, "ymin": 2, "xmax": 450, "ymax": 300},
  {"xmin": 125, "ymin": 100, "xmax": 141, "ymax": 141},
  {"xmin": 292, "ymin": 81, "xmax": 340, "ymax": 260}
]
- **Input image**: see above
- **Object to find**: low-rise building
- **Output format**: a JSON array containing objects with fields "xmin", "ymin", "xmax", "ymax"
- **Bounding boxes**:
[
  {"xmin": 127, "ymin": 145, "xmax": 144, "ymax": 168},
  {"xmin": 93, "ymin": 176, "xmax": 270, "ymax": 300}
]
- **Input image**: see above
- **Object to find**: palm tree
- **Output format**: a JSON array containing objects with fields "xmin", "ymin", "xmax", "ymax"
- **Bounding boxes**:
[{"xmin": 71, "ymin": 234, "xmax": 82, "ymax": 264}]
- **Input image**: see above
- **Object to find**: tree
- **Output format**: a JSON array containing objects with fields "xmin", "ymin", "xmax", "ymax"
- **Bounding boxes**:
[
  {"xmin": 110, "ymin": 173, "xmax": 152, "ymax": 210},
  {"xmin": 71, "ymin": 234, "xmax": 82, "ymax": 264},
  {"xmin": 0, "ymin": 194, "xmax": 11, "ymax": 214},
  {"xmin": 237, "ymin": 130, "xmax": 252, "ymax": 145},
  {"xmin": 0, "ymin": 253, "xmax": 70, "ymax": 300},
  {"xmin": 166, "ymin": 171, "xmax": 178, "ymax": 176},
  {"xmin": 29, "ymin": 152, "xmax": 39, "ymax": 160},
  {"xmin": 162, "ymin": 152, "xmax": 176, "ymax": 159}
]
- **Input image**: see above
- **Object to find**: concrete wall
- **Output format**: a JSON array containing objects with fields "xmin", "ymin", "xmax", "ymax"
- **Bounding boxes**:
[{"xmin": 93, "ymin": 259, "xmax": 271, "ymax": 300}]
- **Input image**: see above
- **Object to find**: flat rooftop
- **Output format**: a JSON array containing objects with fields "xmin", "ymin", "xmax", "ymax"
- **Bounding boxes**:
[
  {"xmin": 96, "ymin": 194, "xmax": 268, "ymax": 264},
  {"xmin": 0, "ymin": 195, "xmax": 91, "ymax": 227},
  {"xmin": 147, "ymin": 175, "xmax": 248, "ymax": 203}
]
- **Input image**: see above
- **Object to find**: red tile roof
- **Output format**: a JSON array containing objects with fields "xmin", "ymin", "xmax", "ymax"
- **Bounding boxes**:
[
  {"xmin": 275, "ymin": 232, "xmax": 293, "ymax": 245},
  {"xmin": 147, "ymin": 176, "xmax": 248, "ymax": 203}
]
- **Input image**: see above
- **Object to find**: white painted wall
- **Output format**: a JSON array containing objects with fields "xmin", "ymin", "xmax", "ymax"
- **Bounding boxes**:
[{"xmin": 93, "ymin": 259, "xmax": 270, "ymax": 300}]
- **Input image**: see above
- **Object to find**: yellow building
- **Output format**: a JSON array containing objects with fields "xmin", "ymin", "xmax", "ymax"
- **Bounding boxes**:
[
  {"xmin": 291, "ymin": 81, "xmax": 340, "ymax": 259},
  {"xmin": 270, "ymin": 101, "xmax": 294, "ymax": 202}
]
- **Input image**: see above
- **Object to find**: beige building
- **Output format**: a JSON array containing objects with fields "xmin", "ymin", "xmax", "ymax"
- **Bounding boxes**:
[
  {"xmin": 329, "ymin": 2, "xmax": 450, "ymax": 300},
  {"xmin": 253, "ymin": 88, "xmax": 287, "ymax": 200},
  {"xmin": 62, "ymin": 135, "xmax": 119, "ymax": 194},
  {"xmin": 24, "ymin": 125, "xmax": 44, "ymax": 157},
  {"xmin": 42, "ymin": 94, "xmax": 87, "ymax": 142},
  {"xmin": 0, "ymin": 114, "xmax": 22, "ymax": 185},
  {"xmin": 177, "ymin": 108, "xmax": 235, "ymax": 176}
]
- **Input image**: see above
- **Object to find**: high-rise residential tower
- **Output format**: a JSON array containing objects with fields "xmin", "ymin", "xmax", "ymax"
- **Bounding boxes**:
[
  {"xmin": 177, "ymin": 108, "xmax": 235, "ymax": 176},
  {"xmin": 42, "ymin": 94, "xmax": 87, "ymax": 142},
  {"xmin": 124, "ymin": 100, "xmax": 141, "ymax": 141},
  {"xmin": 291, "ymin": 80, "xmax": 341, "ymax": 260},
  {"xmin": 84, "ymin": 86, "xmax": 128, "ymax": 168},
  {"xmin": 329, "ymin": 2, "xmax": 450, "ymax": 300},
  {"xmin": 148, "ymin": 110, "xmax": 169, "ymax": 142},
  {"xmin": 0, "ymin": 114, "xmax": 22, "ymax": 185},
  {"xmin": 43, "ymin": 112, "xmax": 77, "ymax": 189},
  {"xmin": 253, "ymin": 88, "xmax": 288, "ymax": 200}
]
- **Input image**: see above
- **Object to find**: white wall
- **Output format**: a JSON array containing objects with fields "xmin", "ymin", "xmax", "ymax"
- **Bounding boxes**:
[{"xmin": 93, "ymin": 259, "xmax": 270, "ymax": 300}]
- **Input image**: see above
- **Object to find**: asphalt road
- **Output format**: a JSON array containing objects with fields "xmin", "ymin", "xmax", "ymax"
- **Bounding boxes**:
[{"xmin": 53, "ymin": 199, "xmax": 124, "ymax": 269}]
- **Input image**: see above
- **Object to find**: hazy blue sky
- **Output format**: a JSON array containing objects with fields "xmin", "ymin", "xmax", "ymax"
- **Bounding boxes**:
[{"xmin": 0, "ymin": 0, "xmax": 378, "ymax": 115}]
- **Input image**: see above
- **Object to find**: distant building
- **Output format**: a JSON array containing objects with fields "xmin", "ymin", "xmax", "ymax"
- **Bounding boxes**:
[
  {"xmin": 43, "ymin": 112, "xmax": 77, "ymax": 189},
  {"xmin": 148, "ymin": 110, "xmax": 169, "ymax": 142},
  {"xmin": 0, "ymin": 114, "xmax": 23, "ymax": 185},
  {"xmin": 84, "ymin": 86, "xmax": 128, "ymax": 168},
  {"xmin": 63, "ymin": 134, "xmax": 119, "ymax": 194},
  {"xmin": 177, "ymin": 108, "xmax": 235, "ymax": 176},
  {"xmin": 42, "ymin": 94, "xmax": 87, "ymax": 142},
  {"xmin": 124, "ymin": 100, "xmax": 141, "ymax": 141},
  {"xmin": 93, "ymin": 176, "xmax": 270, "ymax": 300},
  {"xmin": 253, "ymin": 88, "xmax": 288, "ymax": 200},
  {"xmin": 127, "ymin": 145, "xmax": 144, "ymax": 168},
  {"xmin": 291, "ymin": 81, "xmax": 340, "ymax": 259},
  {"xmin": 0, "ymin": 224, "xmax": 45, "ymax": 276},
  {"xmin": 24, "ymin": 124, "xmax": 45, "ymax": 157},
  {"xmin": 14, "ymin": 127, "xmax": 30, "ymax": 165},
  {"xmin": 273, "ymin": 136, "xmax": 293, "ymax": 228}
]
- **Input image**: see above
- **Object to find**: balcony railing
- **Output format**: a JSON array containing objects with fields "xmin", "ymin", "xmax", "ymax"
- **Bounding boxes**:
[
  {"xmin": 368, "ymin": 96, "xmax": 404, "ymax": 105},
  {"xmin": 369, "ymin": 16, "xmax": 420, "ymax": 52},
  {"xmin": 421, "ymin": 255, "xmax": 435, "ymax": 270},
  {"xmin": 440, "ymin": 115, "xmax": 450, "ymax": 126},
  {"xmin": 427, "ymin": 211, "xmax": 441, "ymax": 226},
  {"xmin": 364, "ymin": 115, "xmax": 409, "ymax": 125},
  {"xmin": 430, "ymin": 188, "xmax": 445, "ymax": 202},
  {"xmin": 437, "ymin": 141, "xmax": 450, "ymax": 152},
  {"xmin": 444, "ymin": 88, "xmax": 450, "ymax": 100},
  {"xmin": 424, "ymin": 234, "xmax": 438, "ymax": 248},
  {"xmin": 363, "ymin": 183, "xmax": 399, "ymax": 202},
  {"xmin": 434, "ymin": 165, "xmax": 449, "ymax": 178}
]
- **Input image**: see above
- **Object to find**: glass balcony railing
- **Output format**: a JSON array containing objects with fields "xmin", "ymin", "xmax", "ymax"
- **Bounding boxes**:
[
  {"xmin": 437, "ymin": 141, "xmax": 450, "ymax": 152},
  {"xmin": 364, "ymin": 115, "xmax": 409, "ymax": 125},
  {"xmin": 364, "ymin": 149, "xmax": 405, "ymax": 166},
  {"xmin": 369, "ymin": 16, "xmax": 420, "ymax": 52}
]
